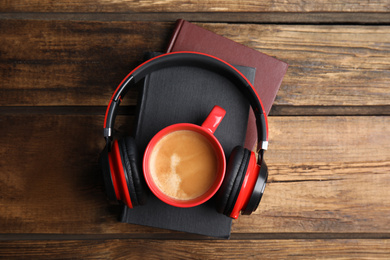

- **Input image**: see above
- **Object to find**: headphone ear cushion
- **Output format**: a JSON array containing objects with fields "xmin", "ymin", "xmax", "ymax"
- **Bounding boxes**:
[
  {"xmin": 118, "ymin": 136, "xmax": 148, "ymax": 206},
  {"xmin": 242, "ymin": 159, "xmax": 268, "ymax": 215},
  {"xmin": 99, "ymin": 146, "xmax": 117, "ymax": 202},
  {"xmin": 216, "ymin": 146, "xmax": 250, "ymax": 216}
]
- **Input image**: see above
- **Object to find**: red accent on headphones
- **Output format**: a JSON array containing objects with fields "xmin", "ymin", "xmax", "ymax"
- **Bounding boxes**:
[
  {"xmin": 108, "ymin": 140, "xmax": 133, "ymax": 208},
  {"xmin": 229, "ymin": 152, "xmax": 259, "ymax": 219}
]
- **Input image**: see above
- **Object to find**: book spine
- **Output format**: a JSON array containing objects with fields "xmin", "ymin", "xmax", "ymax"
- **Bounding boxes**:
[{"xmin": 166, "ymin": 19, "xmax": 185, "ymax": 53}]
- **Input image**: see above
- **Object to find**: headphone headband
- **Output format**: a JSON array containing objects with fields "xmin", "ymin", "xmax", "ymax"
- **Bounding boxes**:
[{"xmin": 104, "ymin": 51, "xmax": 268, "ymax": 152}]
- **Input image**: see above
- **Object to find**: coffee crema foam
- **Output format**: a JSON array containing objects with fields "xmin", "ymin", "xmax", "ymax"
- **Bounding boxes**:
[{"xmin": 149, "ymin": 130, "xmax": 218, "ymax": 200}]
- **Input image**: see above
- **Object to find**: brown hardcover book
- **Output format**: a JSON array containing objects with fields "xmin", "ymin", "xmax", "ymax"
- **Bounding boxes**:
[{"xmin": 167, "ymin": 19, "xmax": 288, "ymax": 150}]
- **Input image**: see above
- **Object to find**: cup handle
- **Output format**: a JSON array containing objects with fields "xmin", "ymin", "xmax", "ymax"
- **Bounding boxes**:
[{"xmin": 201, "ymin": 106, "xmax": 226, "ymax": 134}]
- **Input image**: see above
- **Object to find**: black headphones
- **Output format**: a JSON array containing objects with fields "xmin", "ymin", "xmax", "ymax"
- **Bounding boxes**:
[{"xmin": 100, "ymin": 51, "xmax": 269, "ymax": 219}]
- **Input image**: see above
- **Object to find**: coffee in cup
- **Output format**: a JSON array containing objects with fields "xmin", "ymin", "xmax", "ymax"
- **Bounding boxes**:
[
  {"xmin": 143, "ymin": 106, "xmax": 226, "ymax": 207},
  {"xmin": 149, "ymin": 129, "xmax": 218, "ymax": 200}
]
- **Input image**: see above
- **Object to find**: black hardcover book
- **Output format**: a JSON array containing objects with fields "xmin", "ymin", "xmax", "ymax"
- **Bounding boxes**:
[{"xmin": 120, "ymin": 53, "xmax": 256, "ymax": 238}]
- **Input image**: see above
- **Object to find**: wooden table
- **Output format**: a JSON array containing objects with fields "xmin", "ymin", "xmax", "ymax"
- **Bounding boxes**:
[{"xmin": 1, "ymin": 1, "xmax": 389, "ymax": 259}]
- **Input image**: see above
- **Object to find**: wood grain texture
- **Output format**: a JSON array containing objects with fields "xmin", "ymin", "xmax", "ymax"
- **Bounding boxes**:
[
  {"xmin": 1, "ymin": 0, "xmax": 389, "ymax": 13},
  {"xmin": 0, "ymin": 239, "xmax": 389, "ymax": 259},
  {"xmin": 0, "ymin": 20, "xmax": 172, "ymax": 106},
  {"xmin": 1, "ymin": 115, "xmax": 388, "ymax": 235},
  {"xmin": 201, "ymin": 23, "xmax": 390, "ymax": 107},
  {"xmin": 2, "ymin": 12, "xmax": 390, "ymax": 24},
  {"xmin": 1, "ymin": 1, "xmax": 390, "ymax": 256},
  {"xmin": 1, "ymin": 20, "xmax": 389, "ymax": 108}
]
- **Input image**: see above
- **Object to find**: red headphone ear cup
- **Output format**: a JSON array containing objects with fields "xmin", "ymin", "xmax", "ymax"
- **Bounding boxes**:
[
  {"xmin": 242, "ymin": 159, "xmax": 268, "ymax": 215},
  {"xmin": 215, "ymin": 146, "xmax": 250, "ymax": 216},
  {"xmin": 118, "ymin": 137, "xmax": 148, "ymax": 206},
  {"xmin": 99, "ymin": 145, "xmax": 118, "ymax": 202}
]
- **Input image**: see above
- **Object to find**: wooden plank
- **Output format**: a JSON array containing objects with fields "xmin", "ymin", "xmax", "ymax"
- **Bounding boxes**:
[
  {"xmin": 0, "ymin": 20, "xmax": 172, "ymax": 107},
  {"xmin": 0, "ymin": 114, "xmax": 153, "ymax": 235},
  {"xmin": 1, "ymin": 0, "xmax": 389, "ymax": 13},
  {"xmin": 269, "ymin": 105, "xmax": 390, "ymax": 116},
  {"xmin": 2, "ymin": 12, "xmax": 390, "ymax": 24},
  {"xmin": 237, "ymin": 116, "xmax": 390, "ymax": 233},
  {"xmin": 233, "ymin": 160, "xmax": 390, "ymax": 233},
  {"xmin": 203, "ymin": 23, "xmax": 390, "ymax": 107},
  {"xmin": 266, "ymin": 116, "xmax": 390, "ymax": 163},
  {"xmin": 1, "ymin": 115, "xmax": 389, "ymax": 235},
  {"xmin": 0, "ymin": 239, "xmax": 389, "ymax": 259},
  {"xmin": 1, "ymin": 20, "xmax": 389, "ymax": 108}
]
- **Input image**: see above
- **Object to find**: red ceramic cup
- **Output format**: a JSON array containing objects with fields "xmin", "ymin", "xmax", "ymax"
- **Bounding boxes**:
[{"xmin": 143, "ymin": 106, "xmax": 226, "ymax": 208}]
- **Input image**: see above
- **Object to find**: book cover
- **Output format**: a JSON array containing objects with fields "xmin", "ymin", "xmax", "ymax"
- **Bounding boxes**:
[
  {"xmin": 167, "ymin": 19, "xmax": 288, "ymax": 150},
  {"xmin": 120, "ymin": 53, "xmax": 256, "ymax": 238}
]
